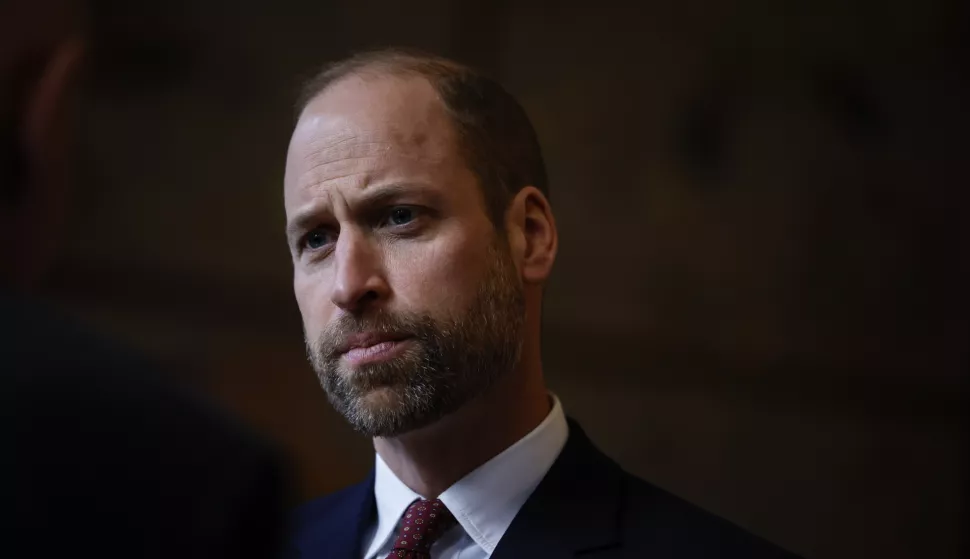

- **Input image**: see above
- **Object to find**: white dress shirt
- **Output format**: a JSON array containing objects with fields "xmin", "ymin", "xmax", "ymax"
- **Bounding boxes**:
[{"xmin": 361, "ymin": 395, "xmax": 569, "ymax": 559}]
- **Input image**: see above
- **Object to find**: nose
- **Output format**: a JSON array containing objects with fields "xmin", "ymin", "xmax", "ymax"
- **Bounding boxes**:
[{"xmin": 330, "ymin": 229, "xmax": 390, "ymax": 313}]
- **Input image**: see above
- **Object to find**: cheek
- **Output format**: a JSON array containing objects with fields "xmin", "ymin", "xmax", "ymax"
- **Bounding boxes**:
[
  {"xmin": 293, "ymin": 269, "xmax": 334, "ymax": 336},
  {"xmin": 387, "ymin": 232, "xmax": 490, "ymax": 317}
]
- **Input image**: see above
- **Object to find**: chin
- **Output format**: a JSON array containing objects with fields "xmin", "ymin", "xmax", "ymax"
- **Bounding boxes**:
[
  {"xmin": 353, "ymin": 385, "xmax": 410, "ymax": 417},
  {"xmin": 346, "ymin": 387, "xmax": 443, "ymax": 438}
]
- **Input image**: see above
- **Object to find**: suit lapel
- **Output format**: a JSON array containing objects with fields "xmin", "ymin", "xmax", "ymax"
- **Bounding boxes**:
[
  {"xmin": 291, "ymin": 470, "xmax": 376, "ymax": 559},
  {"xmin": 491, "ymin": 419, "xmax": 625, "ymax": 558}
]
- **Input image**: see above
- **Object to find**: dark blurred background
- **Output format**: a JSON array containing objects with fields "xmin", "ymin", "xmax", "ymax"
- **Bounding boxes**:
[{"xmin": 44, "ymin": 0, "xmax": 968, "ymax": 557}]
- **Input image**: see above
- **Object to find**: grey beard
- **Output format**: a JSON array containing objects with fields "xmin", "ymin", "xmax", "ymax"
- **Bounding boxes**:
[{"xmin": 305, "ymin": 242, "xmax": 524, "ymax": 438}]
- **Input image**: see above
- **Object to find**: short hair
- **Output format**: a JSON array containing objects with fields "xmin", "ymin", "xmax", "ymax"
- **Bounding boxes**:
[{"xmin": 298, "ymin": 48, "xmax": 549, "ymax": 226}]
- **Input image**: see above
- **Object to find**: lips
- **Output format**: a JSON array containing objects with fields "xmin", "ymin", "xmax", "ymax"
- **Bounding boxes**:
[{"xmin": 336, "ymin": 332, "xmax": 409, "ymax": 355}]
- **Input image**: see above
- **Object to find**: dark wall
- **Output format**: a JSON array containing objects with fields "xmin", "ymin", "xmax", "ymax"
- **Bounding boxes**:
[{"xmin": 49, "ymin": 1, "xmax": 969, "ymax": 558}]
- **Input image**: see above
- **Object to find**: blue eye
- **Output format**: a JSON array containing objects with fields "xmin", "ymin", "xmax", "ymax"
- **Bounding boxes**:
[
  {"xmin": 304, "ymin": 229, "xmax": 332, "ymax": 250},
  {"xmin": 387, "ymin": 207, "xmax": 416, "ymax": 226}
]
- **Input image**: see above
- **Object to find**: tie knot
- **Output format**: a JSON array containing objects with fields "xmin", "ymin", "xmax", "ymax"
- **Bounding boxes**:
[{"xmin": 387, "ymin": 499, "xmax": 456, "ymax": 558}]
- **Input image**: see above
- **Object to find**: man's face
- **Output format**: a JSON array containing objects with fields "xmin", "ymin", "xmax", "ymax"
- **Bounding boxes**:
[{"xmin": 284, "ymin": 74, "xmax": 525, "ymax": 437}]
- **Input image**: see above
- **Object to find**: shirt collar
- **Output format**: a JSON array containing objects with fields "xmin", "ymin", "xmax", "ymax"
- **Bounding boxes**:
[{"xmin": 367, "ymin": 394, "xmax": 569, "ymax": 556}]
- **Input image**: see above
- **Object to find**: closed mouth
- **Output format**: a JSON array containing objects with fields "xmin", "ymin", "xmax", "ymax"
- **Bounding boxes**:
[{"xmin": 338, "ymin": 332, "xmax": 410, "ymax": 355}]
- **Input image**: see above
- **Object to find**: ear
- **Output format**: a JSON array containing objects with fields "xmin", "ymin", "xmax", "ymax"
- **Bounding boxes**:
[{"xmin": 505, "ymin": 186, "xmax": 557, "ymax": 284}]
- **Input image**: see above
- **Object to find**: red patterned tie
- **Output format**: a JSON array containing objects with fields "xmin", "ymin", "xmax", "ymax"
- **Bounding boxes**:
[{"xmin": 385, "ymin": 498, "xmax": 457, "ymax": 559}]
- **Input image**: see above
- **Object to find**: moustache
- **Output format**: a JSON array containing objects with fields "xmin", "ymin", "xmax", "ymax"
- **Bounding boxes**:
[{"xmin": 316, "ymin": 311, "xmax": 427, "ymax": 360}]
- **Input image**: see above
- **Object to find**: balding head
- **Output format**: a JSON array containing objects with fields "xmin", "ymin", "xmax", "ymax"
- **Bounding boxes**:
[{"xmin": 298, "ymin": 49, "xmax": 549, "ymax": 226}]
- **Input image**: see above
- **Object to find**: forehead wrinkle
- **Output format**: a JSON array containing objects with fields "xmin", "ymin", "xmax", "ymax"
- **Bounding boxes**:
[
  {"xmin": 297, "ymin": 147, "xmax": 451, "ymax": 196},
  {"xmin": 297, "ymin": 170, "xmax": 370, "ymax": 195},
  {"xmin": 303, "ymin": 133, "xmax": 392, "ymax": 166},
  {"xmin": 303, "ymin": 132, "xmax": 447, "ymax": 166},
  {"xmin": 295, "ymin": 128, "xmax": 384, "ymax": 194},
  {"xmin": 297, "ymin": 155, "xmax": 376, "ymax": 192}
]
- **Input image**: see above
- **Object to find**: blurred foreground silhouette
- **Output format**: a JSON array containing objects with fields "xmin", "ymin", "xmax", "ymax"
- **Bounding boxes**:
[{"xmin": 2, "ymin": 1, "xmax": 290, "ymax": 556}]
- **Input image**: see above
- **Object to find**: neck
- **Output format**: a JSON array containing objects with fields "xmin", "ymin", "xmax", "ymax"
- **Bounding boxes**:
[{"xmin": 374, "ymin": 350, "xmax": 549, "ymax": 498}]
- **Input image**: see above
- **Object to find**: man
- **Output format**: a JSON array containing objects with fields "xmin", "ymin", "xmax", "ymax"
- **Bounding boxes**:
[
  {"xmin": 1, "ymin": 1, "xmax": 288, "ymax": 556},
  {"xmin": 284, "ymin": 49, "xmax": 797, "ymax": 558}
]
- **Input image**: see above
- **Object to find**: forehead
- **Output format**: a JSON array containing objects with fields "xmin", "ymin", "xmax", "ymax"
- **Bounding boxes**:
[{"xmin": 284, "ymin": 74, "xmax": 464, "ymax": 201}]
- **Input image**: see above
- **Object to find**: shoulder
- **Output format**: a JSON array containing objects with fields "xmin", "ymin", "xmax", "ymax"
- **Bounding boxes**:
[
  {"xmin": 288, "ymin": 474, "xmax": 375, "ymax": 554},
  {"xmin": 3, "ymin": 295, "xmax": 288, "ymax": 558},
  {"xmin": 2, "ymin": 295, "xmax": 270, "ymax": 461},
  {"xmin": 555, "ymin": 419, "xmax": 798, "ymax": 558},
  {"xmin": 291, "ymin": 480, "xmax": 370, "ymax": 530},
  {"xmin": 616, "ymin": 469, "xmax": 798, "ymax": 558}
]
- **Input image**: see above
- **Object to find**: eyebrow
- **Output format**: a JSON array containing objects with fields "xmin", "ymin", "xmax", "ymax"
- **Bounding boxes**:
[{"xmin": 285, "ymin": 181, "xmax": 441, "ymax": 241}]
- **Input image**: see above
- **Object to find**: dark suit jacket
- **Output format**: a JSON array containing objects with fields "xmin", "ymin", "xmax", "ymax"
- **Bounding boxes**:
[
  {"xmin": 289, "ymin": 419, "xmax": 798, "ymax": 558},
  {"xmin": 2, "ymin": 294, "xmax": 289, "ymax": 558}
]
